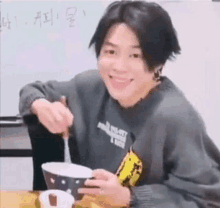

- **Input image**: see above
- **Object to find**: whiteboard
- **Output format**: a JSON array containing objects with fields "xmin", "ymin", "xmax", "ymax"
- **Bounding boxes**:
[
  {"xmin": 1, "ymin": 1, "xmax": 220, "ymax": 149},
  {"xmin": 1, "ymin": 0, "xmax": 115, "ymax": 117}
]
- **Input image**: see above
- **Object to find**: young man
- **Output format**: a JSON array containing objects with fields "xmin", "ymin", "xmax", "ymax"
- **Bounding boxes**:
[{"xmin": 19, "ymin": 1, "xmax": 220, "ymax": 207}]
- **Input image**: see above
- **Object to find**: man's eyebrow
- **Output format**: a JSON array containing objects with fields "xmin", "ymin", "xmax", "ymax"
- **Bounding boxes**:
[
  {"xmin": 103, "ymin": 41, "xmax": 141, "ymax": 49},
  {"xmin": 103, "ymin": 41, "xmax": 117, "ymax": 47},
  {"xmin": 131, "ymin": 45, "xmax": 141, "ymax": 49}
]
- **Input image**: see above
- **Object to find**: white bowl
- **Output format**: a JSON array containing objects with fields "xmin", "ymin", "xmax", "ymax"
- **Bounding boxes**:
[{"xmin": 39, "ymin": 189, "xmax": 75, "ymax": 208}]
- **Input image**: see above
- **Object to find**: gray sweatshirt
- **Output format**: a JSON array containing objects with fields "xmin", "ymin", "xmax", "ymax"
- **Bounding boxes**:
[{"xmin": 19, "ymin": 69, "xmax": 220, "ymax": 207}]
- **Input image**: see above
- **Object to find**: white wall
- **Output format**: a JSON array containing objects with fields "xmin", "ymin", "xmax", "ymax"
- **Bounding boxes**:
[{"xmin": 158, "ymin": 1, "xmax": 220, "ymax": 149}]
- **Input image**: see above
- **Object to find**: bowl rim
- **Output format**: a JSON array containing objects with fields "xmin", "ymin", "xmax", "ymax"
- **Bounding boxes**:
[{"xmin": 41, "ymin": 162, "xmax": 93, "ymax": 178}]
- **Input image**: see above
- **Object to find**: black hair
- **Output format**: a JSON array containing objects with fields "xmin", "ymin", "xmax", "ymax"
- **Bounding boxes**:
[{"xmin": 89, "ymin": 0, "xmax": 181, "ymax": 71}]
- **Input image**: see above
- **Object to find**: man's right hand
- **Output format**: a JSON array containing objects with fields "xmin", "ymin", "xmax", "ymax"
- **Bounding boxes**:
[{"xmin": 31, "ymin": 98, "xmax": 74, "ymax": 134}]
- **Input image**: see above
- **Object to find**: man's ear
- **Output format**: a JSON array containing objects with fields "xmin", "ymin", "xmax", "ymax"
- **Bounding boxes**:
[
  {"xmin": 154, "ymin": 64, "xmax": 163, "ymax": 72},
  {"xmin": 153, "ymin": 64, "xmax": 163, "ymax": 82}
]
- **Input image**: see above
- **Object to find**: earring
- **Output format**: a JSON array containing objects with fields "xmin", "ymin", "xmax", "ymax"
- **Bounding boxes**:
[{"xmin": 154, "ymin": 67, "xmax": 162, "ymax": 82}]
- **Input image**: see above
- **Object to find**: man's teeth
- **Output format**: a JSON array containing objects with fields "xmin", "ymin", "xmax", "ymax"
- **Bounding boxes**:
[
  {"xmin": 109, "ymin": 76, "xmax": 132, "ymax": 82},
  {"xmin": 114, "ymin": 79, "xmax": 128, "ymax": 83}
]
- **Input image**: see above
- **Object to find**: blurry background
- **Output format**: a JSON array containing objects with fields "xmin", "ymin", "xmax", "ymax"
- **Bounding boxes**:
[{"xmin": 1, "ymin": 0, "xmax": 219, "ymax": 190}]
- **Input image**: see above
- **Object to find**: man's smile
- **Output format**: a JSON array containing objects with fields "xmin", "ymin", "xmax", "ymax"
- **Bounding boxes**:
[{"xmin": 109, "ymin": 75, "xmax": 134, "ymax": 82}]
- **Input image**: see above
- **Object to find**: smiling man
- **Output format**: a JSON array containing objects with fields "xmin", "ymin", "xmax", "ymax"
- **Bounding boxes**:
[
  {"xmin": 19, "ymin": 1, "xmax": 220, "ymax": 207},
  {"xmin": 98, "ymin": 23, "xmax": 161, "ymax": 108}
]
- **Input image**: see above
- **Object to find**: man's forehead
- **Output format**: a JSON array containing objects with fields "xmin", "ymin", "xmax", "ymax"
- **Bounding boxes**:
[
  {"xmin": 103, "ymin": 23, "xmax": 141, "ymax": 48},
  {"xmin": 103, "ymin": 40, "xmax": 141, "ymax": 49}
]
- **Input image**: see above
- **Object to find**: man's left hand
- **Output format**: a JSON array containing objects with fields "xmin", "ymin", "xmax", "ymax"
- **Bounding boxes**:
[{"xmin": 78, "ymin": 169, "xmax": 131, "ymax": 207}]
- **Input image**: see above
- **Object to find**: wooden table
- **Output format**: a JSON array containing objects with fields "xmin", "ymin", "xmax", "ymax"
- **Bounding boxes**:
[
  {"xmin": 0, "ymin": 191, "xmax": 125, "ymax": 208},
  {"xmin": 0, "ymin": 191, "xmax": 41, "ymax": 208}
]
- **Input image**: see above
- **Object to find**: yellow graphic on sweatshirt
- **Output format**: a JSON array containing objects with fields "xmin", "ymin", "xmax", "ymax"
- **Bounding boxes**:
[
  {"xmin": 78, "ymin": 147, "xmax": 143, "ymax": 208},
  {"xmin": 116, "ymin": 147, "xmax": 143, "ymax": 187}
]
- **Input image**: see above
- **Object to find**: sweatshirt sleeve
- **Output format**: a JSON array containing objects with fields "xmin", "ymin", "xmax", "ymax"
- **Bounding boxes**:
[
  {"xmin": 19, "ymin": 78, "xmax": 76, "ymax": 117},
  {"xmin": 130, "ymin": 115, "xmax": 220, "ymax": 208}
]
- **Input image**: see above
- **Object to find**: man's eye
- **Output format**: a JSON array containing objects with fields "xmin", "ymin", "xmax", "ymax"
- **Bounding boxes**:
[
  {"xmin": 132, "ymin": 54, "xmax": 141, "ymax": 58},
  {"xmin": 105, "ymin": 50, "xmax": 115, "ymax": 55}
]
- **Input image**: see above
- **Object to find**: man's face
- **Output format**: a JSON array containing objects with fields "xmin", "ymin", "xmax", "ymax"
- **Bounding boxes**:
[{"xmin": 97, "ymin": 23, "xmax": 156, "ymax": 108}]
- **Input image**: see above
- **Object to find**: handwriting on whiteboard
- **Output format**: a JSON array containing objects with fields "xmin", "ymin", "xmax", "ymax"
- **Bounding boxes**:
[{"xmin": 0, "ymin": 7, "xmax": 86, "ymax": 32}]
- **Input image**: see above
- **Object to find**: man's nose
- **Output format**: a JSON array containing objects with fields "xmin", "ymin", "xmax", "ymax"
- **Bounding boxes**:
[{"xmin": 113, "ymin": 55, "xmax": 128, "ymax": 73}]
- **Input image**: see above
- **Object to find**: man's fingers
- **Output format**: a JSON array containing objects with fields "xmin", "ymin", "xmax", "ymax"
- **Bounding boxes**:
[
  {"xmin": 92, "ymin": 169, "xmax": 115, "ymax": 180},
  {"xmin": 55, "ymin": 102, "xmax": 74, "ymax": 127},
  {"xmin": 60, "ymin": 96, "xmax": 67, "ymax": 107},
  {"xmin": 78, "ymin": 188, "xmax": 102, "ymax": 195},
  {"xmin": 52, "ymin": 110, "xmax": 67, "ymax": 131},
  {"xmin": 58, "ymin": 96, "xmax": 73, "ymax": 126},
  {"xmin": 84, "ymin": 179, "xmax": 107, "ymax": 188},
  {"xmin": 42, "ymin": 111, "xmax": 66, "ymax": 134},
  {"xmin": 65, "ymin": 109, "xmax": 74, "ymax": 126},
  {"xmin": 36, "ymin": 99, "xmax": 74, "ymax": 134},
  {"xmin": 38, "ymin": 109, "xmax": 63, "ymax": 134}
]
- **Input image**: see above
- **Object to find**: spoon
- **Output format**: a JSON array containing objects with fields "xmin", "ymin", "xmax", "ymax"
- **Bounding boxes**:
[{"xmin": 60, "ymin": 96, "xmax": 72, "ymax": 163}]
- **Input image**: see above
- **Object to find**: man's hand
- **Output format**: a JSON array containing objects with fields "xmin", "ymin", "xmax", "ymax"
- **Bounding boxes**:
[
  {"xmin": 31, "ymin": 98, "xmax": 74, "ymax": 135},
  {"xmin": 78, "ymin": 169, "xmax": 131, "ymax": 207}
]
